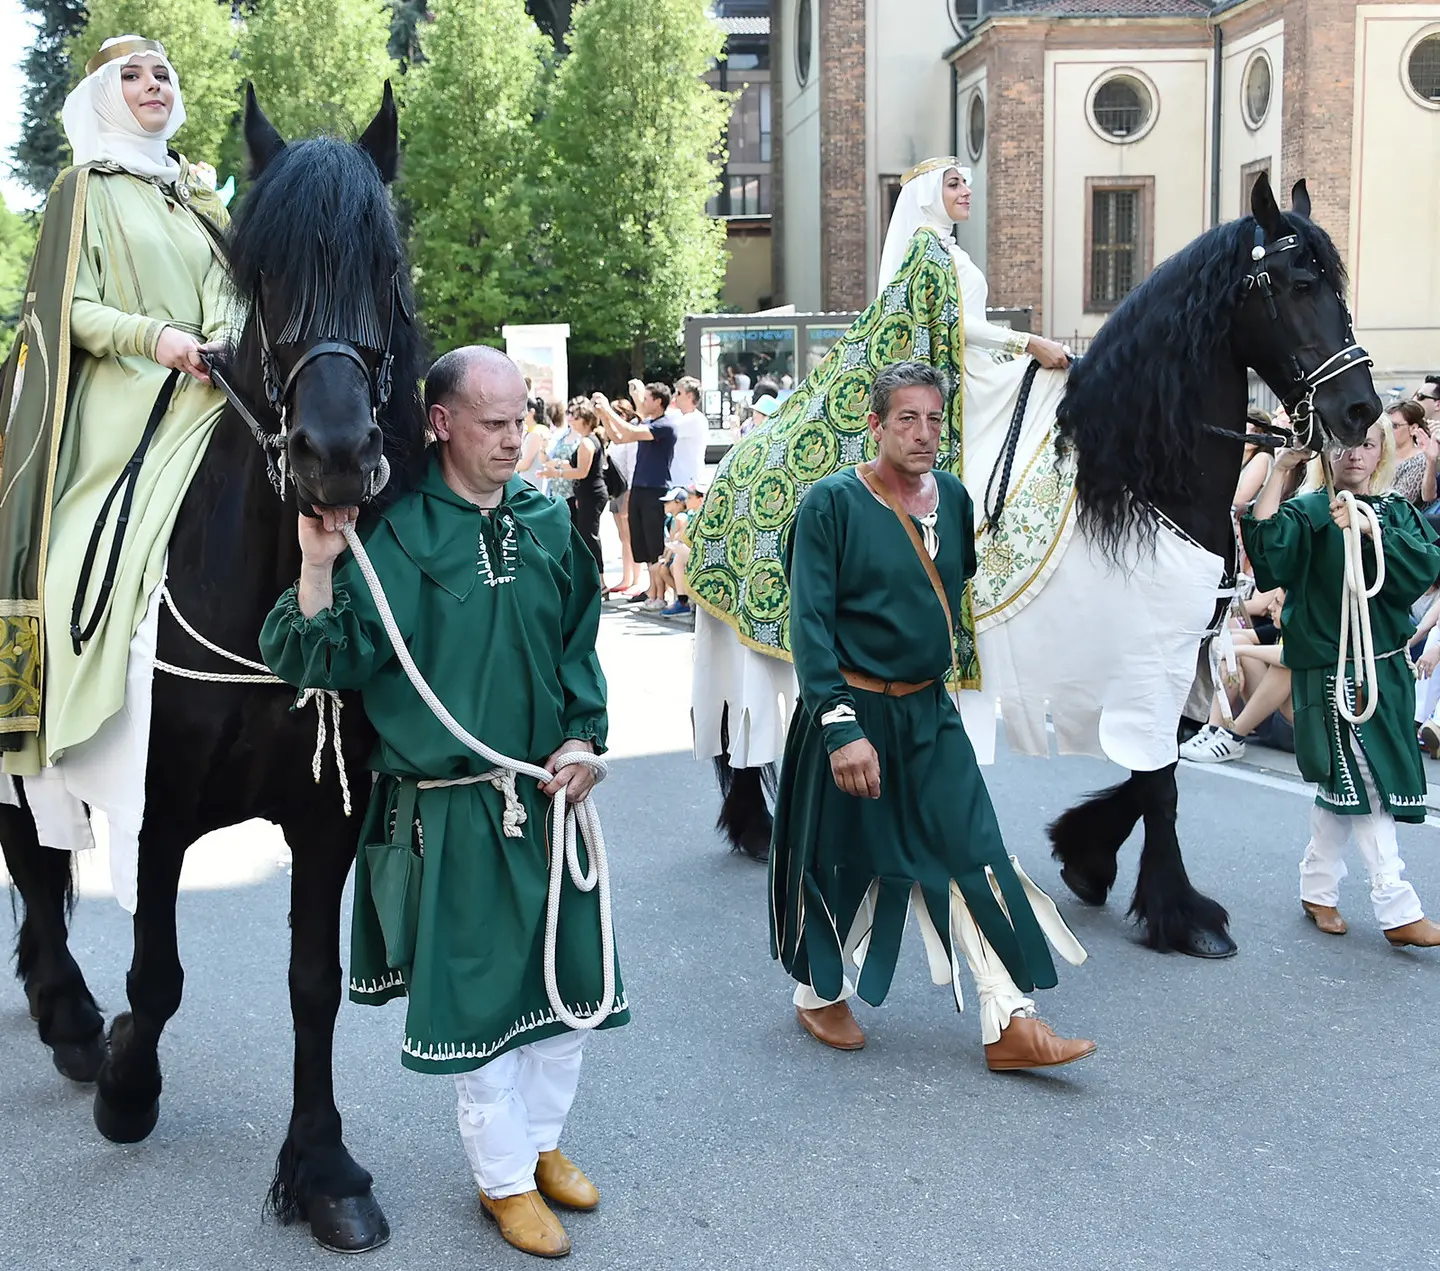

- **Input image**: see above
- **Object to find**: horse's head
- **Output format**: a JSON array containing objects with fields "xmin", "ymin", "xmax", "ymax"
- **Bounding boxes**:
[
  {"xmin": 1239, "ymin": 173, "xmax": 1380, "ymax": 449},
  {"xmin": 229, "ymin": 82, "xmax": 425, "ymax": 510}
]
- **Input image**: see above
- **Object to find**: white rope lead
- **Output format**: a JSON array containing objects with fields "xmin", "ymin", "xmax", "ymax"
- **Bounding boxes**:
[
  {"xmin": 1333, "ymin": 489, "xmax": 1384, "ymax": 726},
  {"xmin": 337, "ymin": 523, "xmax": 618, "ymax": 1033}
]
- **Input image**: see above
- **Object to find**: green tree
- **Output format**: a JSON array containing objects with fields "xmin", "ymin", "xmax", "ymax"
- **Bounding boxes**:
[
  {"xmin": 243, "ymin": 0, "xmax": 397, "ymax": 137},
  {"xmin": 0, "ymin": 198, "xmax": 38, "ymax": 358},
  {"xmin": 544, "ymin": 0, "xmax": 729, "ymax": 372},
  {"xmin": 72, "ymin": 0, "xmax": 243, "ymax": 169},
  {"xmin": 388, "ymin": 0, "xmax": 429, "ymax": 69},
  {"xmin": 402, "ymin": 0, "xmax": 550, "ymax": 349},
  {"xmin": 12, "ymin": 0, "xmax": 87, "ymax": 194}
]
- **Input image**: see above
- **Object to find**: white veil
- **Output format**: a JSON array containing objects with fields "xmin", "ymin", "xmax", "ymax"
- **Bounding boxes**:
[
  {"xmin": 62, "ymin": 36, "xmax": 186, "ymax": 184},
  {"xmin": 876, "ymin": 159, "xmax": 971, "ymax": 297}
]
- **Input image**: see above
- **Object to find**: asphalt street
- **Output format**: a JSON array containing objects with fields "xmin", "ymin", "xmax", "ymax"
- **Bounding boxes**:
[{"xmin": 3, "ymin": 606, "xmax": 1439, "ymax": 1271}]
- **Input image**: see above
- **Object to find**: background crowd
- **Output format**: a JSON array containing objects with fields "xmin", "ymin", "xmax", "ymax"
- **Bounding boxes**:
[{"xmin": 1182, "ymin": 372, "xmax": 1440, "ymax": 768}]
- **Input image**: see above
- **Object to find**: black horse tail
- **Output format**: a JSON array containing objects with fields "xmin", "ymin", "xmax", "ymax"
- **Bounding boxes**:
[{"xmin": 713, "ymin": 704, "xmax": 776, "ymax": 863}]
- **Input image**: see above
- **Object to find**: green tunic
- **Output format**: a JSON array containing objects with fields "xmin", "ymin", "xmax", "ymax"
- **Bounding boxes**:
[
  {"xmin": 260, "ymin": 455, "xmax": 629, "ymax": 1073},
  {"xmin": 0, "ymin": 161, "xmax": 233, "ymax": 771},
  {"xmin": 1241, "ymin": 491, "xmax": 1440, "ymax": 823},
  {"xmin": 770, "ymin": 467, "xmax": 1058, "ymax": 1005}
]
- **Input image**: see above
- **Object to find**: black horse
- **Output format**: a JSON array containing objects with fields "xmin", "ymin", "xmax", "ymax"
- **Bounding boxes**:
[
  {"xmin": 3, "ymin": 85, "xmax": 426, "ymax": 1253},
  {"xmin": 715, "ymin": 174, "xmax": 1381, "ymax": 959}
]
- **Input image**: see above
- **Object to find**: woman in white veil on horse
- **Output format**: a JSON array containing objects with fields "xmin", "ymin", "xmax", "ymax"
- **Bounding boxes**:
[{"xmin": 689, "ymin": 156, "xmax": 1071, "ymax": 854}]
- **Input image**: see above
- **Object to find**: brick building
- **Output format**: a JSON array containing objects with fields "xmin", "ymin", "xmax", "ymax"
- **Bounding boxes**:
[{"xmin": 772, "ymin": 0, "xmax": 1440, "ymax": 379}]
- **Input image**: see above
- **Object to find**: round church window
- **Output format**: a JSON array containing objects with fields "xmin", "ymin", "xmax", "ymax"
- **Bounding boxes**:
[
  {"xmin": 1090, "ymin": 74, "xmax": 1154, "ymax": 142},
  {"xmin": 1243, "ymin": 51, "xmax": 1272, "ymax": 128},
  {"xmin": 795, "ymin": 0, "xmax": 813, "ymax": 88},
  {"xmin": 967, "ymin": 91, "xmax": 985, "ymax": 161},
  {"xmin": 1407, "ymin": 32, "xmax": 1440, "ymax": 106}
]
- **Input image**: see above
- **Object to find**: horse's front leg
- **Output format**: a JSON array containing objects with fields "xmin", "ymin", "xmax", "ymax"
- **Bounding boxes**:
[
  {"xmin": 1129, "ymin": 764, "xmax": 1238, "ymax": 958},
  {"xmin": 1, "ymin": 795, "xmax": 105, "ymax": 1082},
  {"xmin": 268, "ymin": 815, "xmax": 388, "ymax": 1254},
  {"xmin": 93, "ymin": 825, "xmax": 187, "ymax": 1143}
]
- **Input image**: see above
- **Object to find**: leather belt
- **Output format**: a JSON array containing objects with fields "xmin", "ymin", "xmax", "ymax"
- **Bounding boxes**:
[{"xmin": 841, "ymin": 668, "xmax": 934, "ymax": 697}]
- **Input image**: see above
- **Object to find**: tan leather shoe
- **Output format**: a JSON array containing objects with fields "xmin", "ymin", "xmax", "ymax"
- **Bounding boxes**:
[
  {"xmin": 796, "ymin": 1001, "xmax": 865, "ymax": 1050},
  {"xmin": 479, "ymin": 1189, "xmax": 571, "ymax": 1259},
  {"xmin": 985, "ymin": 1015, "xmax": 1096, "ymax": 1071},
  {"xmin": 536, "ymin": 1149, "xmax": 599, "ymax": 1211},
  {"xmin": 1302, "ymin": 900, "xmax": 1348, "ymax": 935},
  {"xmin": 1384, "ymin": 916, "xmax": 1440, "ymax": 948}
]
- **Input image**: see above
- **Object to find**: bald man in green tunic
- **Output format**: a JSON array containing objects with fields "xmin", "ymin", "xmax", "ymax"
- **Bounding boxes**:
[
  {"xmin": 771, "ymin": 360, "xmax": 1095, "ymax": 1070},
  {"xmin": 261, "ymin": 346, "xmax": 627, "ymax": 1260}
]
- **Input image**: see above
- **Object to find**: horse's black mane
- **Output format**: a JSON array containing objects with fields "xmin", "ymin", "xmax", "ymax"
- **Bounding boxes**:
[
  {"xmin": 228, "ymin": 137, "xmax": 428, "ymax": 500},
  {"xmin": 1056, "ymin": 211, "xmax": 1346, "ymax": 555}
]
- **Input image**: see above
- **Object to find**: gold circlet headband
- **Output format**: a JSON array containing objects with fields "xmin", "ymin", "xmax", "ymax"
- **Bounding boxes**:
[
  {"xmin": 86, "ymin": 38, "xmax": 167, "ymax": 77},
  {"xmin": 901, "ymin": 157, "xmax": 966, "ymax": 187}
]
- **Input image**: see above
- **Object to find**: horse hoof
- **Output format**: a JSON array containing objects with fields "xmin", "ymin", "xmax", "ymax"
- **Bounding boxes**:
[
  {"xmin": 51, "ymin": 1036, "xmax": 106, "ymax": 1084},
  {"xmin": 93, "ymin": 1091, "xmax": 159, "ymax": 1144},
  {"xmin": 307, "ymin": 1191, "xmax": 391, "ymax": 1254},
  {"xmin": 737, "ymin": 835, "xmax": 770, "ymax": 864},
  {"xmin": 1180, "ymin": 927, "xmax": 1238, "ymax": 959},
  {"xmin": 1060, "ymin": 865, "xmax": 1107, "ymax": 907}
]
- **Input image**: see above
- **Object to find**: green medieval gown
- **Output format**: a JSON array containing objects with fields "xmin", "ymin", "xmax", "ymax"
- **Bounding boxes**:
[
  {"xmin": 260, "ymin": 457, "xmax": 629, "ymax": 1073},
  {"xmin": 771, "ymin": 467, "xmax": 1063, "ymax": 1005},
  {"xmin": 1241, "ymin": 491, "xmax": 1440, "ymax": 823}
]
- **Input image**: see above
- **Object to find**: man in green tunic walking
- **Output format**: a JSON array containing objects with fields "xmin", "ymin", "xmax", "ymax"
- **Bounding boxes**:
[
  {"xmin": 771, "ymin": 360, "xmax": 1095, "ymax": 1070},
  {"xmin": 261, "ymin": 345, "xmax": 628, "ymax": 1259},
  {"xmin": 1241, "ymin": 424, "xmax": 1440, "ymax": 947}
]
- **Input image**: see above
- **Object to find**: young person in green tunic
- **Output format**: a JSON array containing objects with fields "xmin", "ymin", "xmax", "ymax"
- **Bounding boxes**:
[
  {"xmin": 771, "ymin": 360, "xmax": 1095, "ymax": 1070},
  {"xmin": 260, "ymin": 346, "xmax": 628, "ymax": 1259},
  {"xmin": 1241, "ymin": 421, "xmax": 1440, "ymax": 948}
]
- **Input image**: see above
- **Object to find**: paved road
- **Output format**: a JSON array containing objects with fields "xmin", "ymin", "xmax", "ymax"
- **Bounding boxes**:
[{"xmin": 3, "ymin": 609, "xmax": 1439, "ymax": 1271}]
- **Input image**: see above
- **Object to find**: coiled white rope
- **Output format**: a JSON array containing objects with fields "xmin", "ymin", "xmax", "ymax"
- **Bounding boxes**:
[
  {"xmin": 337, "ymin": 522, "xmax": 618, "ymax": 1032},
  {"xmin": 1332, "ymin": 489, "xmax": 1384, "ymax": 726},
  {"xmin": 155, "ymin": 587, "xmax": 352, "ymax": 815}
]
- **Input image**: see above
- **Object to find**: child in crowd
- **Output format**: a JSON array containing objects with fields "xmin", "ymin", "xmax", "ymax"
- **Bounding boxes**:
[
  {"xmin": 653, "ymin": 487, "xmax": 693, "ymax": 618},
  {"xmin": 1240, "ymin": 424, "xmax": 1440, "ymax": 947}
]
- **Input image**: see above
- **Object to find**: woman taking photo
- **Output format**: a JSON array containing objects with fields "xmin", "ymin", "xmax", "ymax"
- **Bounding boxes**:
[
  {"xmin": 541, "ymin": 399, "xmax": 607, "ymax": 577},
  {"xmin": 1387, "ymin": 399, "xmax": 1437, "ymax": 508},
  {"xmin": 0, "ymin": 35, "xmax": 231, "ymax": 818}
]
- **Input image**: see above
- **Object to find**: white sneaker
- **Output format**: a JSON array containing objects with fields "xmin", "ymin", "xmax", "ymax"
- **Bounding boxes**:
[
  {"xmin": 642, "ymin": 598, "xmax": 666, "ymax": 611},
  {"xmin": 1179, "ymin": 724, "xmax": 1246, "ymax": 763}
]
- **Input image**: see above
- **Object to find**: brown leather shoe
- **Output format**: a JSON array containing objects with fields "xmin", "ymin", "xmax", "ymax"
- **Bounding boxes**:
[
  {"xmin": 1302, "ymin": 900, "xmax": 1348, "ymax": 935},
  {"xmin": 1384, "ymin": 917, "xmax": 1440, "ymax": 948},
  {"xmin": 536, "ymin": 1149, "xmax": 599, "ymax": 1212},
  {"xmin": 985, "ymin": 1014, "xmax": 1096, "ymax": 1071},
  {"xmin": 796, "ymin": 1001, "xmax": 866, "ymax": 1050},
  {"xmin": 479, "ymin": 1190, "xmax": 571, "ymax": 1259}
]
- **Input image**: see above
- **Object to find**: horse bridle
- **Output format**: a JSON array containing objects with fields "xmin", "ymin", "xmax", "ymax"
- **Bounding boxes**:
[
  {"xmin": 208, "ymin": 271, "xmax": 403, "ymax": 501},
  {"xmin": 1239, "ymin": 224, "xmax": 1372, "ymax": 451}
]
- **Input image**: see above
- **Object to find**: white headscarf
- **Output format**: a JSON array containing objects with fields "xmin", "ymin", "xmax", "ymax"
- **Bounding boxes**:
[
  {"xmin": 62, "ymin": 36, "xmax": 186, "ymax": 184},
  {"xmin": 876, "ymin": 158, "xmax": 972, "ymax": 297}
]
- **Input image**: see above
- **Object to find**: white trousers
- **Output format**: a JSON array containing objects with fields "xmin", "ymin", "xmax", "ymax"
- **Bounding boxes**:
[
  {"xmin": 1300, "ymin": 749, "xmax": 1425, "ymax": 930},
  {"xmin": 454, "ymin": 1032, "xmax": 587, "ymax": 1200},
  {"xmin": 793, "ymin": 886, "xmax": 1035, "ymax": 1046}
]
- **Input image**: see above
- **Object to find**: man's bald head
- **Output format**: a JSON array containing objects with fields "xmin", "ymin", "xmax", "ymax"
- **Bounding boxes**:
[
  {"xmin": 425, "ymin": 344, "xmax": 526, "ymax": 415},
  {"xmin": 426, "ymin": 345, "xmax": 529, "ymax": 504}
]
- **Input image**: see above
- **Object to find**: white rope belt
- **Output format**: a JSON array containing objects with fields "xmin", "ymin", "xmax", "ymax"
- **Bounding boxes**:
[
  {"xmin": 338, "ymin": 523, "xmax": 618, "ymax": 1032},
  {"xmin": 154, "ymin": 586, "xmax": 352, "ymax": 814}
]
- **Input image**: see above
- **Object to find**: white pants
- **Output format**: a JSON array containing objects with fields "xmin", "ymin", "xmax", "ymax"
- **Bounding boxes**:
[
  {"xmin": 454, "ymin": 1032, "xmax": 587, "ymax": 1200},
  {"xmin": 1300, "ymin": 750, "xmax": 1425, "ymax": 930},
  {"xmin": 793, "ymin": 886, "xmax": 1036, "ymax": 1046}
]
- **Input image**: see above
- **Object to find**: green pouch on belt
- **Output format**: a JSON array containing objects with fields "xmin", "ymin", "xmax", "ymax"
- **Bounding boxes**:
[{"xmin": 364, "ymin": 779, "xmax": 423, "ymax": 971}]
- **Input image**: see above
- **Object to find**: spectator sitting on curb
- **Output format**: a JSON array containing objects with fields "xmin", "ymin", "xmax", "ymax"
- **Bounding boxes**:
[
  {"xmin": 1181, "ymin": 590, "xmax": 1293, "ymax": 763},
  {"xmin": 651, "ymin": 487, "xmax": 693, "ymax": 617}
]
